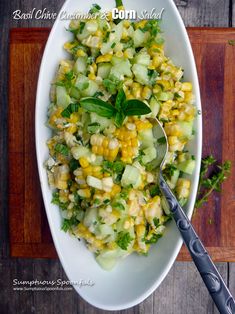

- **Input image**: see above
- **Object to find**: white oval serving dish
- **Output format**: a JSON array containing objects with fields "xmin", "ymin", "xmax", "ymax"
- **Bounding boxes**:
[{"xmin": 35, "ymin": 0, "xmax": 202, "ymax": 310}]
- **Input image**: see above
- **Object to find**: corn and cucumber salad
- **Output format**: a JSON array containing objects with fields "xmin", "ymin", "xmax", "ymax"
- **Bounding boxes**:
[{"xmin": 46, "ymin": 2, "xmax": 196, "ymax": 270}]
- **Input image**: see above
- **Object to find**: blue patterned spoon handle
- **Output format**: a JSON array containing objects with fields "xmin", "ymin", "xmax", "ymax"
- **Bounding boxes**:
[{"xmin": 159, "ymin": 175, "xmax": 235, "ymax": 314}]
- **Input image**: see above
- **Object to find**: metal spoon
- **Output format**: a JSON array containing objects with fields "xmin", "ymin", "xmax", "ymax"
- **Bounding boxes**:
[{"xmin": 151, "ymin": 118, "xmax": 235, "ymax": 314}]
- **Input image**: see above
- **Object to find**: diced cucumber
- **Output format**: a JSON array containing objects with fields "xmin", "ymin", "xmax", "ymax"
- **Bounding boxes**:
[
  {"xmin": 166, "ymin": 169, "xmax": 180, "ymax": 189},
  {"xmin": 178, "ymin": 121, "xmax": 194, "ymax": 139},
  {"xmin": 142, "ymin": 146, "xmax": 157, "ymax": 164},
  {"xmin": 96, "ymin": 253, "xmax": 117, "ymax": 271},
  {"xmin": 84, "ymin": 20, "xmax": 98, "ymax": 34},
  {"xmin": 133, "ymin": 29, "xmax": 148, "ymax": 47},
  {"xmin": 161, "ymin": 196, "xmax": 170, "ymax": 215},
  {"xmin": 121, "ymin": 165, "xmax": 141, "ymax": 188},
  {"xmin": 110, "ymin": 60, "xmax": 132, "ymax": 79},
  {"xmin": 74, "ymin": 57, "xmax": 87, "ymax": 74},
  {"xmin": 157, "ymin": 91, "xmax": 174, "ymax": 101},
  {"xmin": 97, "ymin": 63, "xmax": 112, "ymax": 79},
  {"xmin": 138, "ymin": 128, "xmax": 155, "ymax": 149},
  {"xmin": 150, "ymin": 96, "xmax": 160, "ymax": 117},
  {"xmin": 56, "ymin": 86, "xmax": 71, "ymax": 108},
  {"xmin": 96, "ymin": 224, "xmax": 114, "ymax": 238},
  {"xmin": 71, "ymin": 146, "xmax": 90, "ymax": 160},
  {"xmin": 90, "ymin": 112, "xmax": 112, "ymax": 131},
  {"xmin": 82, "ymin": 80, "xmax": 99, "ymax": 97},
  {"xmin": 96, "ymin": 249, "xmax": 126, "ymax": 271},
  {"xmin": 111, "ymin": 56, "xmax": 123, "ymax": 65},
  {"xmin": 83, "ymin": 207, "xmax": 98, "ymax": 228},
  {"xmin": 132, "ymin": 64, "xmax": 149, "ymax": 85},
  {"xmin": 87, "ymin": 175, "xmax": 103, "ymax": 190},
  {"xmin": 100, "ymin": 42, "xmax": 113, "ymax": 55},
  {"xmin": 70, "ymin": 86, "xmax": 80, "ymax": 99},
  {"xmin": 134, "ymin": 52, "xmax": 151, "ymax": 66},
  {"xmin": 177, "ymin": 159, "xmax": 196, "ymax": 175},
  {"xmin": 75, "ymin": 75, "xmax": 89, "ymax": 91}
]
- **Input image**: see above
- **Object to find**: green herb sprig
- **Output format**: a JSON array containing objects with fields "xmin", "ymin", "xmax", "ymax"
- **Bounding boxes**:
[
  {"xmin": 195, "ymin": 156, "xmax": 231, "ymax": 209},
  {"xmin": 116, "ymin": 231, "xmax": 133, "ymax": 250},
  {"xmin": 80, "ymin": 88, "xmax": 151, "ymax": 127}
]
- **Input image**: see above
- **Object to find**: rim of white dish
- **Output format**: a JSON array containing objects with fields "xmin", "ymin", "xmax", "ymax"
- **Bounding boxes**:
[{"xmin": 35, "ymin": 0, "xmax": 202, "ymax": 310}]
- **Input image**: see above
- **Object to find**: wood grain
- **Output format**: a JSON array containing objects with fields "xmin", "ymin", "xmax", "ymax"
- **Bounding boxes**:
[{"xmin": 8, "ymin": 28, "xmax": 235, "ymax": 262}]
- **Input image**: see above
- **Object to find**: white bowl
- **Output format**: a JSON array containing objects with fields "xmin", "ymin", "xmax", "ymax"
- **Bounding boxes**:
[{"xmin": 35, "ymin": 0, "xmax": 202, "ymax": 310}]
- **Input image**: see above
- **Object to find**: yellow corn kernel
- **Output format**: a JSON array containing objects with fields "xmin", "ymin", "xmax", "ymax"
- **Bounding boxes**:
[
  {"xmin": 115, "ymin": 51, "xmax": 123, "ymax": 58},
  {"xmin": 171, "ymin": 109, "xmax": 180, "ymax": 116},
  {"xmin": 107, "ymin": 148, "xmax": 119, "ymax": 161},
  {"xmin": 164, "ymin": 122, "xmax": 183, "ymax": 137},
  {"xmin": 97, "ymin": 146, "xmax": 104, "ymax": 155},
  {"xmin": 91, "ymin": 62, "xmax": 97, "ymax": 73},
  {"xmin": 82, "ymin": 166, "xmax": 93, "ymax": 176},
  {"xmin": 142, "ymin": 86, "xmax": 152, "ymax": 100},
  {"xmin": 136, "ymin": 224, "xmax": 146, "ymax": 237},
  {"xmin": 92, "ymin": 145, "xmax": 98, "ymax": 154},
  {"xmin": 103, "ymin": 138, "xmax": 109, "ymax": 148},
  {"xmin": 56, "ymin": 180, "xmax": 68, "ymax": 190},
  {"xmin": 79, "ymin": 157, "xmax": 90, "ymax": 168},
  {"xmin": 107, "ymin": 241, "xmax": 118, "ymax": 250},
  {"xmin": 148, "ymin": 63, "xmax": 155, "ymax": 70},
  {"xmin": 94, "ymin": 29, "xmax": 102, "ymax": 37},
  {"xmin": 123, "ymin": 49, "xmax": 133, "ymax": 59},
  {"xmin": 88, "ymin": 73, "xmax": 96, "ymax": 80},
  {"xmin": 157, "ymin": 80, "xmax": 171, "ymax": 90},
  {"xmin": 96, "ymin": 54, "xmax": 112, "ymax": 63},
  {"xmin": 63, "ymin": 42, "xmax": 75, "ymax": 51},
  {"xmin": 126, "ymin": 93, "xmax": 134, "ymax": 100},
  {"xmin": 168, "ymin": 136, "xmax": 178, "ymax": 145},
  {"xmin": 110, "ymin": 184, "xmax": 121, "ymax": 197},
  {"xmin": 106, "ymin": 11, "xmax": 113, "ymax": 21},
  {"xmin": 76, "ymin": 49, "xmax": 86, "ymax": 57},
  {"xmin": 68, "ymin": 112, "xmax": 79, "ymax": 123},
  {"xmin": 78, "ymin": 188, "xmax": 91, "ymax": 198},
  {"xmin": 66, "ymin": 125, "xmax": 77, "ymax": 134},
  {"xmin": 152, "ymin": 55, "xmax": 161, "ymax": 68},
  {"xmin": 123, "ymin": 20, "xmax": 131, "ymax": 28},
  {"xmin": 135, "ymin": 120, "xmax": 153, "ymax": 131},
  {"xmin": 121, "ymin": 29, "xmax": 129, "ymax": 40},
  {"xmin": 136, "ymin": 20, "xmax": 147, "ymax": 29},
  {"xmin": 181, "ymin": 82, "xmax": 192, "ymax": 92},
  {"xmin": 131, "ymin": 138, "xmax": 138, "ymax": 147}
]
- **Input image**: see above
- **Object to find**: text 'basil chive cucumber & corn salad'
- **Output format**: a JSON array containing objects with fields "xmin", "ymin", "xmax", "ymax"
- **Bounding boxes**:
[{"xmin": 45, "ymin": 2, "xmax": 196, "ymax": 270}]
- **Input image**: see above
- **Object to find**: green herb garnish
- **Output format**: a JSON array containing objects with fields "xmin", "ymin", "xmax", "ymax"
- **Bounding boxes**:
[
  {"xmin": 62, "ymin": 217, "xmax": 80, "ymax": 232},
  {"xmin": 228, "ymin": 40, "xmax": 235, "ymax": 46},
  {"xmin": 79, "ymin": 88, "xmax": 151, "ymax": 127},
  {"xmin": 61, "ymin": 102, "xmax": 79, "ymax": 118},
  {"xmin": 195, "ymin": 156, "xmax": 231, "ymax": 209},
  {"xmin": 116, "ymin": 231, "xmax": 133, "ymax": 250},
  {"xmin": 54, "ymin": 143, "xmax": 69, "ymax": 156}
]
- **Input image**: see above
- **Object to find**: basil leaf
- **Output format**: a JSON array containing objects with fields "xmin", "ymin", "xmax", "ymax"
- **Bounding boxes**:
[
  {"xmin": 114, "ymin": 111, "xmax": 125, "ymax": 127},
  {"xmin": 80, "ymin": 97, "xmax": 116, "ymax": 118},
  {"xmin": 115, "ymin": 88, "xmax": 126, "ymax": 111},
  {"xmin": 123, "ymin": 100, "xmax": 151, "ymax": 116},
  {"xmin": 61, "ymin": 103, "xmax": 79, "ymax": 118}
]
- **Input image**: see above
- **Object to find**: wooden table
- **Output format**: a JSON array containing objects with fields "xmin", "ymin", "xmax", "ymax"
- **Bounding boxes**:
[{"xmin": 1, "ymin": 1, "xmax": 235, "ymax": 313}]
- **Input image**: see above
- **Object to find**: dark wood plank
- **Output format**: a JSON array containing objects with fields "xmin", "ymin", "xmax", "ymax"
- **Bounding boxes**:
[{"xmin": 175, "ymin": 0, "xmax": 230, "ymax": 27}]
